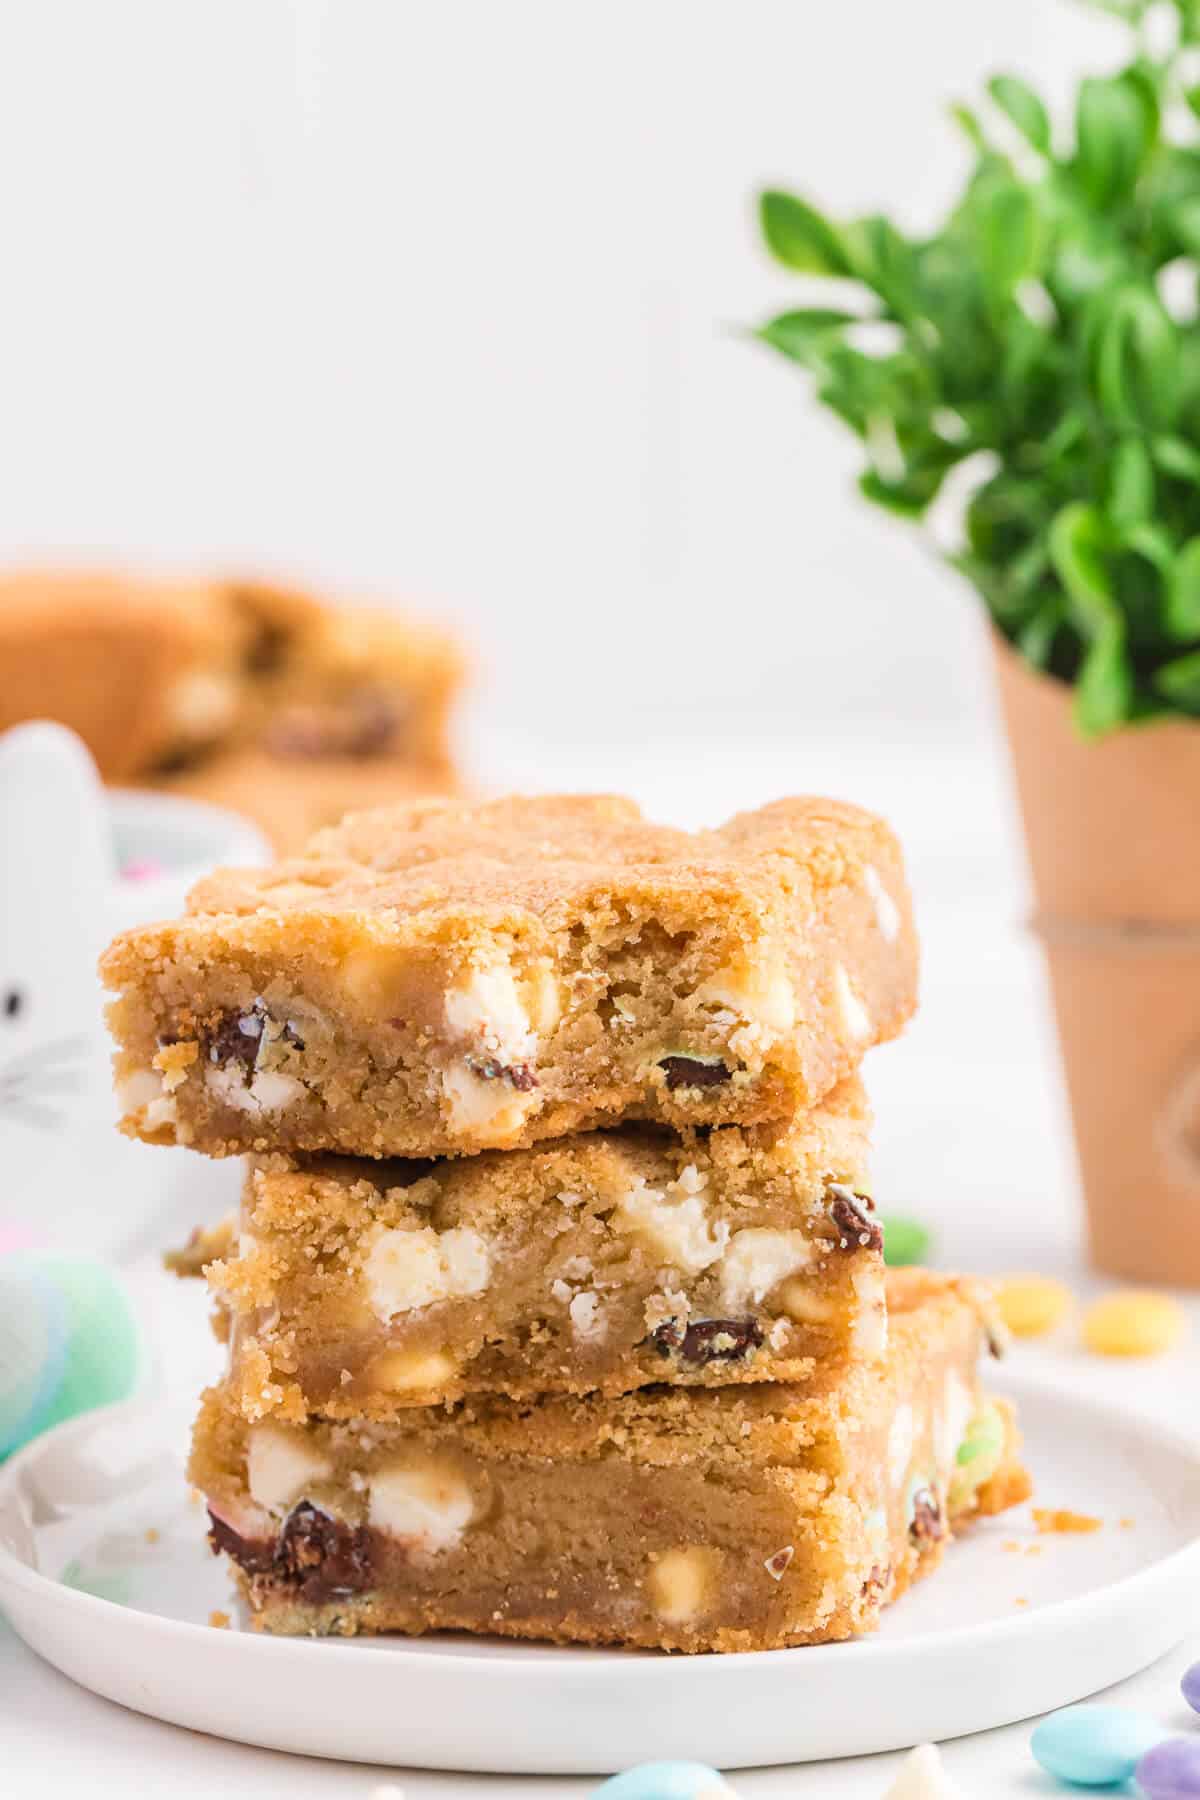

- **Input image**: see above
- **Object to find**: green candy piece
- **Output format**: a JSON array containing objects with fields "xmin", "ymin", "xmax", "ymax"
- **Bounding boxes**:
[
  {"xmin": 880, "ymin": 1214, "xmax": 931, "ymax": 1267},
  {"xmin": 949, "ymin": 1401, "xmax": 1006, "ymax": 1510}
]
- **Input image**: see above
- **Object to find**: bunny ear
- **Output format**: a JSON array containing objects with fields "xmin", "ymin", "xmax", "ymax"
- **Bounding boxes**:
[{"xmin": 0, "ymin": 723, "xmax": 115, "ymax": 962}]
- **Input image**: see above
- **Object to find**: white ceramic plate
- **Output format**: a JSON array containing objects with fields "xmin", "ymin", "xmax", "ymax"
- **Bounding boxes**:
[{"xmin": 1, "ymin": 1375, "xmax": 1199, "ymax": 1775}]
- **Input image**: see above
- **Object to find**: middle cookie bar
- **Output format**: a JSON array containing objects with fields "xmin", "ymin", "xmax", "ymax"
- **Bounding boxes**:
[{"xmin": 208, "ymin": 1077, "xmax": 884, "ymax": 1419}]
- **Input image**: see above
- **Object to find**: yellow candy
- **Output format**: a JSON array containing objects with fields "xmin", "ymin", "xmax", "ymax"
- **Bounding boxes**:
[
  {"xmin": 1081, "ymin": 1290, "xmax": 1186, "ymax": 1358},
  {"xmin": 995, "ymin": 1275, "xmax": 1072, "ymax": 1338}
]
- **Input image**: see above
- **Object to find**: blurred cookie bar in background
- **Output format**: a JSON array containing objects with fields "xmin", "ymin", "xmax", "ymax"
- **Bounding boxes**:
[{"xmin": 0, "ymin": 568, "xmax": 465, "ymax": 851}]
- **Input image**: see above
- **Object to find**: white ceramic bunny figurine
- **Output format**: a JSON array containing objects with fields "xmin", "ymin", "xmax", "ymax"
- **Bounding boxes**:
[
  {"xmin": 0, "ymin": 721, "xmax": 267, "ymax": 1259},
  {"xmin": 0, "ymin": 723, "xmax": 123, "ymax": 1252}
]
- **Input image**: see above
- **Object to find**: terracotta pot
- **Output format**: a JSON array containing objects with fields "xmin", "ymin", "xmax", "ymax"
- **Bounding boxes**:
[{"xmin": 993, "ymin": 633, "xmax": 1200, "ymax": 1284}]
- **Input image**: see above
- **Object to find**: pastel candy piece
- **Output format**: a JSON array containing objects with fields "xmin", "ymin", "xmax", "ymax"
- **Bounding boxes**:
[
  {"xmin": 0, "ymin": 1266, "xmax": 69, "ymax": 1457},
  {"xmin": 882, "ymin": 1744, "xmax": 965, "ymax": 1799},
  {"xmin": 1081, "ymin": 1291, "xmax": 1185, "ymax": 1357},
  {"xmin": 1137, "ymin": 1737, "xmax": 1200, "ymax": 1798},
  {"xmin": 880, "ymin": 1215, "xmax": 931, "ymax": 1268},
  {"xmin": 0, "ymin": 1252, "xmax": 140, "ymax": 1458},
  {"xmin": 593, "ymin": 1764, "xmax": 738, "ymax": 1799},
  {"xmin": 1181, "ymin": 1659, "xmax": 1200, "ymax": 1713},
  {"xmin": 1031, "ymin": 1704, "xmax": 1164, "ymax": 1787}
]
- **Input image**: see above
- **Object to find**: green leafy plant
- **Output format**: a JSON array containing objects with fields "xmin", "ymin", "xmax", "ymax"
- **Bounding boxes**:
[{"xmin": 755, "ymin": 0, "xmax": 1200, "ymax": 734}]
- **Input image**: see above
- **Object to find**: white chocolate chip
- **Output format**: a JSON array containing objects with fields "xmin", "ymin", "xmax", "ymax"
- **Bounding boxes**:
[
  {"xmin": 568, "ymin": 1290, "xmax": 605, "ymax": 1342},
  {"xmin": 443, "ymin": 961, "xmax": 535, "ymax": 1063},
  {"xmin": 778, "ymin": 1281, "xmax": 836, "ymax": 1325},
  {"xmin": 116, "ymin": 1069, "xmax": 177, "ymax": 1129},
  {"xmin": 696, "ymin": 957, "xmax": 796, "ymax": 1036},
  {"xmin": 647, "ymin": 1547, "xmax": 713, "ymax": 1623},
  {"xmin": 206, "ymin": 1064, "xmax": 305, "ymax": 1114},
  {"xmin": 719, "ymin": 1229, "xmax": 813, "ymax": 1308},
  {"xmin": 441, "ymin": 1063, "xmax": 537, "ymax": 1138},
  {"xmin": 368, "ymin": 1460, "xmax": 475, "ymax": 1552},
  {"xmin": 166, "ymin": 668, "xmax": 237, "ymax": 740},
  {"xmin": 888, "ymin": 1403, "xmax": 915, "ymax": 1486},
  {"xmin": 613, "ymin": 1178, "xmax": 729, "ymax": 1275},
  {"xmin": 246, "ymin": 1425, "xmax": 331, "ymax": 1516},
  {"xmin": 364, "ymin": 1225, "xmax": 491, "ymax": 1319},
  {"xmin": 522, "ymin": 963, "xmax": 563, "ymax": 1034},
  {"xmin": 864, "ymin": 864, "xmax": 902, "ymax": 943},
  {"xmin": 833, "ymin": 962, "xmax": 872, "ymax": 1042},
  {"xmin": 368, "ymin": 1347, "xmax": 459, "ymax": 1394}
]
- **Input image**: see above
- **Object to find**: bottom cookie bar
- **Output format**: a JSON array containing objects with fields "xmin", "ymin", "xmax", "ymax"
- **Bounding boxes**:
[{"xmin": 190, "ymin": 1270, "xmax": 1031, "ymax": 1653}]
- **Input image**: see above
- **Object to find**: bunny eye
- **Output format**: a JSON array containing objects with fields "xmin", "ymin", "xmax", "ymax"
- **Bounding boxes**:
[{"xmin": 3, "ymin": 988, "xmax": 23, "ymax": 1019}]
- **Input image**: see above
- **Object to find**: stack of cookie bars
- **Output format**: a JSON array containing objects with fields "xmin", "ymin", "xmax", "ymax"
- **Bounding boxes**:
[{"xmin": 101, "ymin": 793, "xmax": 1030, "ymax": 1652}]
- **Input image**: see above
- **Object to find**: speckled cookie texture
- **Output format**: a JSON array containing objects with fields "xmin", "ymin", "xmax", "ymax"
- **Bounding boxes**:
[
  {"xmin": 202, "ymin": 1078, "xmax": 884, "ymax": 1417},
  {"xmin": 190, "ymin": 1270, "xmax": 1030, "ymax": 1652},
  {"xmin": 102, "ymin": 792, "xmax": 918, "ymax": 1159}
]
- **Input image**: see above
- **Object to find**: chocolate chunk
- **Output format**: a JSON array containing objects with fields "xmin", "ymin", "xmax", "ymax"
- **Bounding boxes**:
[
  {"xmin": 827, "ymin": 1184, "xmax": 884, "ymax": 1253},
  {"xmin": 203, "ymin": 1000, "xmax": 304, "ymax": 1074},
  {"xmin": 264, "ymin": 691, "xmax": 405, "ymax": 761},
  {"xmin": 659, "ymin": 1056, "xmax": 732, "ymax": 1092},
  {"xmin": 209, "ymin": 1502, "xmax": 374, "ymax": 1602},
  {"xmin": 208, "ymin": 1509, "xmax": 276, "ymax": 1575},
  {"xmin": 276, "ymin": 1501, "xmax": 373, "ymax": 1600},
  {"xmin": 651, "ymin": 1315, "xmax": 764, "ymax": 1365},
  {"xmin": 466, "ymin": 1056, "xmax": 538, "ymax": 1092},
  {"xmin": 909, "ymin": 1487, "xmax": 945, "ymax": 1547},
  {"xmin": 204, "ymin": 1006, "xmax": 264, "ymax": 1073}
]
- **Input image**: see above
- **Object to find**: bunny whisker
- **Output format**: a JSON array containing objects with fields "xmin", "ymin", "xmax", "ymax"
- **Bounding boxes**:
[
  {"xmin": 0, "ymin": 1096, "xmax": 64, "ymax": 1131},
  {"xmin": 5, "ymin": 1070, "xmax": 86, "ymax": 1097},
  {"xmin": 0, "ymin": 1033, "xmax": 90, "ymax": 1076}
]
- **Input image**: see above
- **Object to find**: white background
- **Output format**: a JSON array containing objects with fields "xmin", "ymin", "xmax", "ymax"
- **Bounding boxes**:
[
  {"xmin": 3, "ymin": 6, "xmax": 1194, "ymax": 1795},
  {"xmin": 0, "ymin": 0, "xmax": 1129, "ymax": 740}
]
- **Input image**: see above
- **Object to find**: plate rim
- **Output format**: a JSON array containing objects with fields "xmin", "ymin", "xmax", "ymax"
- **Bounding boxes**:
[{"xmin": 2, "ymin": 1367, "xmax": 1199, "ymax": 1679}]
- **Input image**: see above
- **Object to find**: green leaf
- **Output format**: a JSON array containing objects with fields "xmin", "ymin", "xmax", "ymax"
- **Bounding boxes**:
[
  {"xmin": 759, "ymin": 190, "xmax": 850, "ymax": 275},
  {"xmin": 1107, "ymin": 438, "xmax": 1154, "ymax": 527},
  {"xmin": 755, "ymin": 309, "xmax": 857, "ymax": 364},
  {"xmin": 1089, "ymin": 286, "xmax": 1179, "ymax": 429},
  {"xmin": 1074, "ymin": 618, "xmax": 1133, "ymax": 736},
  {"xmin": 971, "ymin": 174, "xmax": 1043, "ymax": 301},
  {"xmin": 843, "ymin": 215, "xmax": 922, "ymax": 317},
  {"xmin": 1166, "ymin": 538, "xmax": 1200, "ymax": 636},
  {"xmin": 1017, "ymin": 597, "xmax": 1064, "ymax": 668},
  {"xmin": 1155, "ymin": 648, "xmax": 1200, "ymax": 705},
  {"xmin": 1152, "ymin": 436, "xmax": 1200, "ymax": 485},
  {"xmin": 1048, "ymin": 502, "xmax": 1114, "ymax": 632},
  {"xmin": 949, "ymin": 103, "xmax": 988, "ymax": 152},
  {"xmin": 1074, "ymin": 71, "xmax": 1157, "ymax": 208},
  {"xmin": 987, "ymin": 74, "xmax": 1052, "ymax": 153},
  {"xmin": 1186, "ymin": 85, "xmax": 1200, "ymax": 121}
]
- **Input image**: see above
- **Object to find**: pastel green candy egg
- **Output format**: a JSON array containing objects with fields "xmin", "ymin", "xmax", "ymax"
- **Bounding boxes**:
[
  {"xmin": 0, "ymin": 1266, "xmax": 69, "ymax": 1457},
  {"xmin": 593, "ymin": 1763, "xmax": 739, "ymax": 1798},
  {"xmin": 948, "ymin": 1401, "xmax": 1005, "ymax": 1512},
  {"xmin": 1031, "ymin": 1703, "xmax": 1164, "ymax": 1787},
  {"xmin": 0, "ymin": 1253, "xmax": 140, "ymax": 1458},
  {"xmin": 880, "ymin": 1215, "xmax": 931, "ymax": 1267}
]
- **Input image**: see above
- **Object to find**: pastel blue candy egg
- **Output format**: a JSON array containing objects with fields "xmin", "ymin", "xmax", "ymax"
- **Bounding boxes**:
[
  {"xmin": 0, "ymin": 1253, "xmax": 140, "ymax": 1459},
  {"xmin": 1181, "ymin": 1660, "xmax": 1200, "ymax": 1715},
  {"xmin": 1137, "ymin": 1737, "xmax": 1200, "ymax": 1799},
  {"xmin": 1031, "ymin": 1704, "xmax": 1164, "ymax": 1787},
  {"xmin": 593, "ymin": 1763, "xmax": 735, "ymax": 1799}
]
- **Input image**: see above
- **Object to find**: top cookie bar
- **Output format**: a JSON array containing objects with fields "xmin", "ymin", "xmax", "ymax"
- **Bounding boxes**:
[{"xmin": 102, "ymin": 793, "xmax": 918, "ymax": 1159}]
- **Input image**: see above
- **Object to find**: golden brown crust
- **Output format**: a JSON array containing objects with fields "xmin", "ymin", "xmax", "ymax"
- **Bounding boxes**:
[
  {"xmin": 101, "ymin": 794, "xmax": 918, "ymax": 1159},
  {"xmin": 191, "ymin": 1272, "xmax": 1029, "ymax": 1652},
  {"xmin": 208, "ymin": 1080, "xmax": 881, "ymax": 1417}
]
